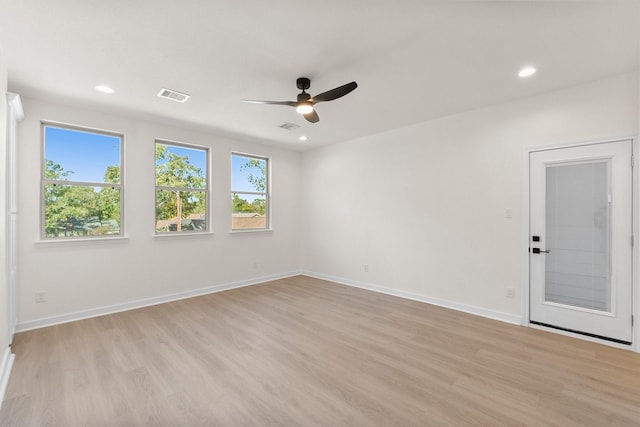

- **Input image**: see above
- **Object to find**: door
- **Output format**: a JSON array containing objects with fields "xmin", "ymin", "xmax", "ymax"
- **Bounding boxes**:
[{"xmin": 529, "ymin": 140, "xmax": 633, "ymax": 344}]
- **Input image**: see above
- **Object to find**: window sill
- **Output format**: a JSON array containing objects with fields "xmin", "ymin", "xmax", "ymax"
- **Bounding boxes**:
[
  {"xmin": 229, "ymin": 228, "xmax": 273, "ymax": 234},
  {"xmin": 153, "ymin": 231, "xmax": 214, "ymax": 239},
  {"xmin": 36, "ymin": 236, "xmax": 129, "ymax": 245}
]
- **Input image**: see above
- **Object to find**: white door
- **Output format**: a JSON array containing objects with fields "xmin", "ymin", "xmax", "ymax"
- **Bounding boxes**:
[{"xmin": 529, "ymin": 140, "xmax": 633, "ymax": 344}]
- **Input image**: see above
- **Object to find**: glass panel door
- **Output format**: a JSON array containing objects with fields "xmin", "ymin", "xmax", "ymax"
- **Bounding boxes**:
[
  {"xmin": 545, "ymin": 161, "xmax": 610, "ymax": 311},
  {"xmin": 528, "ymin": 139, "xmax": 632, "ymax": 343}
]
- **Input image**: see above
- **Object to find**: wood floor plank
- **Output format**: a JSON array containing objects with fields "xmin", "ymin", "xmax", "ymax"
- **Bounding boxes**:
[{"xmin": 1, "ymin": 275, "xmax": 639, "ymax": 426}]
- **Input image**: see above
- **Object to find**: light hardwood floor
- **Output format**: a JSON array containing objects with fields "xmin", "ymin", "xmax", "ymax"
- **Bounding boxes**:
[{"xmin": 1, "ymin": 275, "xmax": 639, "ymax": 426}]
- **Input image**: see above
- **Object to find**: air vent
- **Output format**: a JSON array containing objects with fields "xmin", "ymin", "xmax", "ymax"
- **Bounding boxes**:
[
  {"xmin": 157, "ymin": 88, "xmax": 190, "ymax": 103},
  {"xmin": 279, "ymin": 122, "xmax": 300, "ymax": 131}
]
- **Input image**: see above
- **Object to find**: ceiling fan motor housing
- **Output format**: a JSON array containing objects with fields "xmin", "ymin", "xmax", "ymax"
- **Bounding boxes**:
[
  {"xmin": 297, "ymin": 92, "xmax": 311, "ymax": 102},
  {"xmin": 296, "ymin": 77, "xmax": 311, "ymax": 91}
]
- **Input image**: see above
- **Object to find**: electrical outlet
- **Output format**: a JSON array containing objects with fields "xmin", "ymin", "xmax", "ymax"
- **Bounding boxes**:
[
  {"xmin": 364, "ymin": 264, "xmax": 369, "ymax": 273},
  {"xmin": 35, "ymin": 291, "xmax": 46, "ymax": 303},
  {"xmin": 506, "ymin": 287, "xmax": 515, "ymax": 298}
]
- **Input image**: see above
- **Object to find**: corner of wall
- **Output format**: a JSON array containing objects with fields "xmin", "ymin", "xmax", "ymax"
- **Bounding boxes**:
[
  {"xmin": 636, "ymin": 68, "xmax": 640, "ymax": 351},
  {"xmin": 0, "ymin": 60, "xmax": 14, "ymax": 406},
  {"xmin": 0, "ymin": 63, "xmax": 10, "ymax": 347}
]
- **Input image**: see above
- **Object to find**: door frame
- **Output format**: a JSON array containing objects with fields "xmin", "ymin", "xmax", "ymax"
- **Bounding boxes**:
[
  {"xmin": 6, "ymin": 93, "xmax": 23, "ymax": 345},
  {"xmin": 521, "ymin": 137, "xmax": 639, "ymax": 352}
]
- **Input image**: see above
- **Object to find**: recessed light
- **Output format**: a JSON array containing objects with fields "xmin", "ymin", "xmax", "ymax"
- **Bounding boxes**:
[
  {"xmin": 518, "ymin": 66, "xmax": 537, "ymax": 78},
  {"xmin": 299, "ymin": 136, "xmax": 308, "ymax": 141},
  {"xmin": 94, "ymin": 85, "xmax": 115, "ymax": 94}
]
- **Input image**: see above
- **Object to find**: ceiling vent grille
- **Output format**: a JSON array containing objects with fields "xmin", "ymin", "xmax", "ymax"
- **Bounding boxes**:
[
  {"xmin": 279, "ymin": 122, "xmax": 300, "ymax": 131},
  {"xmin": 157, "ymin": 88, "xmax": 190, "ymax": 103}
]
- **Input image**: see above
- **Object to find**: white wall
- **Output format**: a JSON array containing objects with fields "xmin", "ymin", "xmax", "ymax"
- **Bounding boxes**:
[
  {"xmin": 301, "ymin": 72, "xmax": 639, "ymax": 320},
  {"xmin": 17, "ymin": 97, "xmax": 301, "ymax": 326},
  {"xmin": 13, "ymin": 72, "xmax": 640, "ymax": 329}
]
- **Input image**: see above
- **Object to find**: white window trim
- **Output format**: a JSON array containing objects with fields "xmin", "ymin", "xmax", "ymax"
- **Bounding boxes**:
[
  {"xmin": 36, "ymin": 236, "xmax": 130, "ymax": 245},
  {"xmin": 154, "ymin": 139, "xmax": 210, "ymax": 235},
  {"xmin": 40, "ymin": 121, "xmax": 125, "ymax": 240},
  {"xmin": 152, "ymin": 231, "xmax": 214, "ymax": 239},
  {"xmin": 231, "ymin": 152, "xmax": 271, "ymax": 231},
  {"xmin": 229, "ymin": 228, "xmax": 273, "ymax": 234}
]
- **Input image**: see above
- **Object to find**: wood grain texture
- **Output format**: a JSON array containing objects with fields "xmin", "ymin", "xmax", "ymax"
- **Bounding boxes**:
[{"xmin": 1, "ymin": 275, "xmax": 639, "ymax": 426}]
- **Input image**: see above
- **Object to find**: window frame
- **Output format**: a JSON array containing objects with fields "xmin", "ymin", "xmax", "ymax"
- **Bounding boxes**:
[
  {"xmin": 154, "ymin": 139, "xmax": 210, "ymax": 235},
  {"xmin": 40, "ymin": 121, "xmax": 124, "ymax": 240},
  {"xmin": 231, "ymin": 152, "xmax": 270, "ymax": 231}
]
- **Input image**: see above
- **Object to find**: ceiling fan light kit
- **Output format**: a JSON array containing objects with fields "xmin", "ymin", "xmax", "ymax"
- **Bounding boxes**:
[
  {"xmin": 296, "ymin": 102, "xmax": 313, "ymax": 115},
  {"xmin": 243, "ymin": 77, "xmax": 358, "ymax": 123}
]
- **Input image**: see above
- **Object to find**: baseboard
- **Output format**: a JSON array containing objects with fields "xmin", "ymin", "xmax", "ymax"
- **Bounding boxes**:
[
  {"xmin": 16, "ymin": 270, "xmax": 521, "ymax": 332},
  {"xmin": 301, "ymin": 270, "xmax": 522, "ymax": 325},
  {"xmin": 0, "ymin": 347, "xmax": 15, "ymax": 409},
  {"xmin": 16, "ymin": 271, "xmax": 301, "ymax": 332}
]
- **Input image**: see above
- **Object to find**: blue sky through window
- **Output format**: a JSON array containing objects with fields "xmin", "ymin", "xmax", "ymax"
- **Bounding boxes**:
[
  {"xmin": 45, "ymin": 126, "xmax": 263, "ymax": 191},
  {"xmin": 44, "ymin": 126, "xmax": 121, "ymax": 183},
  {"xmin": 232, "ymin": 154, "xmax": 266, "ymax": 193},
  {"xmin": 165, "ymin": 145, "xmax": 206, "ymax": 171},
  {"xmin": 156, "ymin": 144, "xmax": 207, "ymax": 182}
]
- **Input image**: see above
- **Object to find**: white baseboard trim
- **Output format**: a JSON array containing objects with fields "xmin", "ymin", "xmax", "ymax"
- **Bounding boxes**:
[
  {"xmin": 0, "ymin": 347, "xmax": 15, "ymax": 409},
  {"xmin": 301, "ymin": 271, "xmax": 522, "ymax": 325},
  {"xmin": 16, "ymin": 271, "xmax": 301, "ymax": 333},
  {"xmin": 16, "ymin": 270, "xmax": 522, "ymax": 332}
]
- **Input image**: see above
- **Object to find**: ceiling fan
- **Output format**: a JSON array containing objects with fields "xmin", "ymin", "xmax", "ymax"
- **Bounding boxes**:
[{"xmin": 242, "ymin": 77, "xmax": 358, "ymax": 123}]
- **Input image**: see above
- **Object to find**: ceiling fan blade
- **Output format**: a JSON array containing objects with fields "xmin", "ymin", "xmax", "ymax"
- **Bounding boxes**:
[
  {"xmin": 304, "ymin": 110, "xmax": 319, "ymax": 123},
  {"xmin": 311, "ymin": 81, "xmax": 358, "ymax": 103},
  {"xmin": 242, "ymin": 100, "xmax": 296, "ymax": 107}
]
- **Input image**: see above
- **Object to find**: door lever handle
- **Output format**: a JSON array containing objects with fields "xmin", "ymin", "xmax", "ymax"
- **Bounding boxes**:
[{"xmin": 531, "ymin": 248, "xmax": 550, "ymax": 254}]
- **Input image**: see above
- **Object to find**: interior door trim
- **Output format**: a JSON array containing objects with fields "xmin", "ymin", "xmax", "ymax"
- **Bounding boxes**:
[{"xmin": 521, "ymin": 137, "xmax": 639, "ymax": 352}]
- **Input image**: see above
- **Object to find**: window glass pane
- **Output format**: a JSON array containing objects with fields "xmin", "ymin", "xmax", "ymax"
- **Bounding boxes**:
[
  {"xmin": 42, "ymin": 124, "xmax": 123, "ymax": 239},
  {"xmin": 231, "ymin": 154, "xmax": 266, "ymax": 193},
  {"xmin": 44, "ymin": 185, "xmax": 121, "ymax": 237},
  {"xmin": 155, "ymin": 143, "xmax": 206, "ymax": 189},
  {"xmin": 155, "ymin": 141, "xmax": 208, "ymax": 234},
  {"xmin": 231, "ymin": 153, "xmax": 268, "ymax": 230},
  {"xmin": 232, "ymin": 193, "xmax": 266, "ymax": 230},
  {"xmin": 545, "ymin": 161, "xmax": 611, "ymax": 311},
  {"xmin": 44, "ymin": 126, "xmax": 120, "ymax": 183},
  {"xmin": 156, "ymin": 190, "xmax": 207, "ymax": 233}
]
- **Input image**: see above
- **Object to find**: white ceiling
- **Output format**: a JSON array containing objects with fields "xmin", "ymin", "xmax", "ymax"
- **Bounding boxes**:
[{"xmin": 2, "ymin": 1, "xmax": 639, "ymax": 151}]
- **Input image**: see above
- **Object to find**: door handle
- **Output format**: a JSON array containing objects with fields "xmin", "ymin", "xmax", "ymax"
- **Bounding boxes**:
[{"xmin": 531, "ymin": 248, "xmax": 550, "ymax": 254}]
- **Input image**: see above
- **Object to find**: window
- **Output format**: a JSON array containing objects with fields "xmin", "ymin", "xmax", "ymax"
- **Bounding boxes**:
[
  {"xmin": 155, "ymin": 141, "xmax": 208, "ymax": 234},
  {"xmin": 42, "ymin": 123, "xmax": 123, "ymax": 238},
  {"xmin": 231, "ymin": 153, "xmax": 269, "ymax": 230}
]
